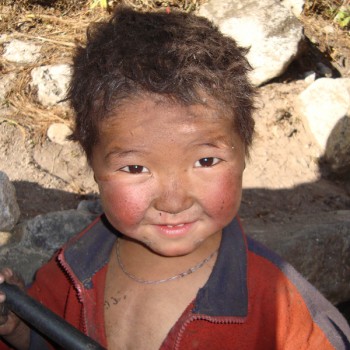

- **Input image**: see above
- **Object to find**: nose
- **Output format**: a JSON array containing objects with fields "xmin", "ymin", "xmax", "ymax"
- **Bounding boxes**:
[{"xmin": 153, "ymin": 173, "xmax": 194, "ymax": 215}]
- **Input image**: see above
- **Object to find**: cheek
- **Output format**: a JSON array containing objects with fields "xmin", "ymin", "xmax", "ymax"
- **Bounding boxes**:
[
  {"xmin": 98, "ymin": 181, "xmax": 152, "ymax": 227},
  {"xmin": 203, "ymin": 172, "xmax": 242, "ymax": 220}
]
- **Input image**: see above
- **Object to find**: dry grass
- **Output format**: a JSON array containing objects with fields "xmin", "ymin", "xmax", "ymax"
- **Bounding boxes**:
[
  {"xmin": 0, "ymin": 0, "xmax": 205, "ymax": 137},
  {"xmin": 304, "ymin": 0, "xmax": 349, "ymax": 19},
  {"xmin": 0, "ymin": 5, "xmax": 94, "ymax": 135}
]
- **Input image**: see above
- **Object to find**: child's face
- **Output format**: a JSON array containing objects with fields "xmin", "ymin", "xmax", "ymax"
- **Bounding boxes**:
[{"xmin": 91, "ymin": 94, "xmax": 245, "ymax": 257}]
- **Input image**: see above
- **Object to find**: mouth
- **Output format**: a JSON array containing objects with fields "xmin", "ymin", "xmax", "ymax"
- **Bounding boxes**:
[
  {"xmin": 155, "ymin": 222, "xmax": 195, "ymax": 237},
  {"xmin": 165, "ymin": 223, "xmax": 185, "ymax": 228}
]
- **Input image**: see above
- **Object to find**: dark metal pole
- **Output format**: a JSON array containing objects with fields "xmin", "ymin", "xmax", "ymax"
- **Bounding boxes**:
[{"xmin": 0, "ymin": 282, "xmax": 106, "ymax": 350}]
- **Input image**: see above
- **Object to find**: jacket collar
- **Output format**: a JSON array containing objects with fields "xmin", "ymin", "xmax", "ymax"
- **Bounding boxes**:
[
  {"xmin": 63, "ymin": 215, "xmax": 248, "ymax": 317},
  {"xmin": 62, "ymin": 215, "xmax": 117, "ymax": 289},
  {"xmin": 194, "ymin": 218, "xmax": 248, "ymax": 317}
]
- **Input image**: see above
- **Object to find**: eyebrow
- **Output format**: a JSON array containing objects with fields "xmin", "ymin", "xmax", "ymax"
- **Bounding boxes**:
[
  {"xmin": 104, "ymin": 148, "xmax": 148, "ymax": 161},
  {"xmin": 191, "ymin": 138, "xmax": 234, "ymax": 149},
  {"xmin": 197, "ymin": 142, "xmax": 226, "ymax": 148}
]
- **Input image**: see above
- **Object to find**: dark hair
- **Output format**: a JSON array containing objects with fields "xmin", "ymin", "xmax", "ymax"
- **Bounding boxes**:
[{"xmin": 68, "ymin": 6, "xmax": 255, "ymax": 160}]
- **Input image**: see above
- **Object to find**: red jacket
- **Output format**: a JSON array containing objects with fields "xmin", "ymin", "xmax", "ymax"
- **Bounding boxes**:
[{"xmin": 1, "ymin": 216, "xmax": 350, "ymax": 349}]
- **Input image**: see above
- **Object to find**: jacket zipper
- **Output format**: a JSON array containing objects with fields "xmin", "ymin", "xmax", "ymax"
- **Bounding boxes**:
[
  {"xmin": 57, "ymin": 250, "xmax": 88, "ymax": 335},
  {"xmin": 174, "ymin": 312, "xmax": 246, "ymax": 350}
]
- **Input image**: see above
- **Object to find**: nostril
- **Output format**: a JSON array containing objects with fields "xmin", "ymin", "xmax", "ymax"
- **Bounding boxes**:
[
  {"xmin": 154, "ymin": 176, "xmax": 193, "ymax": 214},
  {"xmin": 153, "ymin": 193, "xmax": 193, "ymax": 215}
]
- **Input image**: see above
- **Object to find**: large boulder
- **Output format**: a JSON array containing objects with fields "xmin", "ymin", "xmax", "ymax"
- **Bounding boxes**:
[
  {"xmin": 297, "ymin": 78, "xmax": 350, "ymax": 178},
  {"xmin": 0, "ymin": 208, "xmax": 98, "ymax": 284},
  {"xmin": 244, "ymin": 210, "xmax": 350, "ymax": 304},
  {"xmin": 198, "ymin": 0, "xmax": 304, "ymax": 86},
  {"xmin": 0, "ymin": 171, "xmax": 20, "ymax": 232}
]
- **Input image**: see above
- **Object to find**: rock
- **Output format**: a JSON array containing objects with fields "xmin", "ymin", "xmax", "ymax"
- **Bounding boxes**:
[
  {"xmin": 0, "ymin": 209, "xmax": 98, "ymax": 284},
  {"xmin": 281, "ymin": 0, "xmax": 305, "ymax": 18},
  {"xmin": 244, "ymin": 210, "xmax": 350, "ymax": 304},
  {"xmin": 316, "ymin": 62, "xmax": 333, "ymax": 78},
  {"xmin": 0, "ymin": 245, "xmax": 51, "ymax": 285},
  {"xmin": 3, "ymin": 39, "xmax": 41, "ymax": 64},
  {"xmin": 322, "ymin": 116, "xmax": 350, "ymax": 178},
  {"xmin": 304, "ymin": 71, "xmax": 316, "ymax": 84},
  {"xmin": 47, "ymin": 123, "xmax": 73, "ymax": 145},
  {"xmin": 0, "ymin": 72, "xmax": 16, "ymax": 104},
  {"xmin": 18, "ymin": 209, "xmax": 97, "ymax": 252},
  {"xmin": 297, "ymin": 78, "xmax": 350, "ymax": 177},
  {"xmin": 30, "ymin": 64, "xmax": 71, "ymax": 107},
  {"xmin": 198, "ymin": 0, "xmax": 304, "ymax": 86},
  {"xmin": 77, "ymin": 199, "xmax": 103, "ymax": 215},
  {"xmin": 0, "ymin": 171, "xmax": 20, "ymax": 232}
]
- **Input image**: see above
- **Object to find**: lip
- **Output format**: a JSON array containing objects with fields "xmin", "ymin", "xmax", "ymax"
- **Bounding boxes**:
[{"xmin": 154, "ymin": 222, "xmax": 195, "ymax": 237}]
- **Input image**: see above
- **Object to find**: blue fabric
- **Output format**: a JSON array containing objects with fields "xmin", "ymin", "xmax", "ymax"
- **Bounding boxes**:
[{"xmin": 195, "ymin": 218, "xmax": 248, "ymax": 317}]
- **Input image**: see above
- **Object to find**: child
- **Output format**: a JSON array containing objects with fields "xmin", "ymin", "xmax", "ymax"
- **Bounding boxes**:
[{"xmin": 0, "ymin": 6, "xmax": 349, "ymax": 350}]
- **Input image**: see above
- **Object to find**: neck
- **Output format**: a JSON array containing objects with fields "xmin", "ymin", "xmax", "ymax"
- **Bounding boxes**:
[{"xmin": 117, "ymin": 232, "xmax": 222, "ymax": 283}]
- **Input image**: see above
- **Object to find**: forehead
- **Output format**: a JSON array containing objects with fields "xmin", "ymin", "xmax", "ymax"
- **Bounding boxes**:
[
  {"xmin": 100, "ymin": 94, "xmax": 235, "ymax": 135},
  {"xmin": 92, "ymin": 93, "xmax": 246, "ymax": 162}
]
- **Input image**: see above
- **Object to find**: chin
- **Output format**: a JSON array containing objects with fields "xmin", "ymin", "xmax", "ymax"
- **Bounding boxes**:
[{"xmin": 145, "ymin": 241, "xmax": 201, "ymax": 258}]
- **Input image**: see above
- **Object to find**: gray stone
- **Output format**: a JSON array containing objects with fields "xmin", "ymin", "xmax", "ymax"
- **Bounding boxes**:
[
  {"xmin": 77, "ymin": 199, "xmax": 103, "ymax": 215},
  {"xmin": 18, "ymin": 209, "xmax": 97, "ymax": 252},
  {"xmin": 322, "ymin": 116, "xmax": 350, "ymax": 177},
  {"xmin": 198, "ymin": 0, "xmax": 304, "ymax": 86},
  {"xmin": 0, "ymin": 209, "xmax": 98, "ymax": 283},
  {"xmin": 244, "ymin": 210, "xmax": 350, "ymax": 304},
  {"xmin": 316, "ymin": 62, "xmax": 333, "ymax": 77},
  {"xmin": 30, "ymin": 64, "xmax": 71, "ymax": 107},
  {"xmin": 0, "ymin": 245, "xmax": 51, "ymax": 285},
  {"xmin": 0, "ymin": 171, "xmax": 20, "ymax": 232},
  {"xmin": 297, "ymin": 78, "xmax": 350, "ymax": 177},
  {"xmin": 3, "ymin": 39, "xmax": 41, "ymax": 64}
]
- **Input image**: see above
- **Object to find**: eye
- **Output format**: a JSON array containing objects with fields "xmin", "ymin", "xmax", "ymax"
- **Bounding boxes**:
[
  {"xmin": 120, "ymin": 165, "xmax": 149, "ymax": 174},
  {"xmin": 194, "ymin": 157, "xmax": 221, "ymax": 167}
]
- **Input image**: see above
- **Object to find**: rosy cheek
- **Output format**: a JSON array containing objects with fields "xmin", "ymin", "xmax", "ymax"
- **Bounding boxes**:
[
  {"xmin": 204, "ymin": 172, "xmax": 242, "ymax": 220},
  {"xmin": 98, "ymin": 181, "xmax": 151, "ymax": 227}
]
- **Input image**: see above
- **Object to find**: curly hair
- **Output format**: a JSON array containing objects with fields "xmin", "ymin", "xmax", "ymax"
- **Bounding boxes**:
[{"xmin": 68, "ymin": 6, "xmax": 256, "ymax": 161}]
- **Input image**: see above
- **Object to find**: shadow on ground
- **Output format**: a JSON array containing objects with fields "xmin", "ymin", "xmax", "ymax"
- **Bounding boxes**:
[{"xmin": 13, "ymin": 180, "xmax": 98, "ymax": 221}]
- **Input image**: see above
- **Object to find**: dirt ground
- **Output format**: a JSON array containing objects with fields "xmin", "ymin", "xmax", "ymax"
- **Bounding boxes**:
[{"xmin": 0, "ymin": 2, "xmax": 349, "ymax": 223}]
